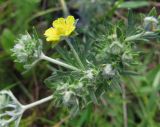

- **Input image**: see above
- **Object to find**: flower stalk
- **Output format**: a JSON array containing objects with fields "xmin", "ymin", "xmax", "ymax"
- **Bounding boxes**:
[
  {"xmin": 22, "ymin": 95, "xmax": 53, "ymax": 110},
  {"xmin": 40, "ymin": 52, "xmax": 81, "ymax": 71}
]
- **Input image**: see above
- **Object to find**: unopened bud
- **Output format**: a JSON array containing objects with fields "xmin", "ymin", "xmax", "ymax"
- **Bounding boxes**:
[
  {"xmin": 144, "ymin": 16, "xmax": 158, "ymax": 31},
  {"xmin": 122, "ymin": 52, "xmax": 133, "ymax": 64},
  {"xmin": 86, "ymin": 69, "xmax": 94, "ymax": 79},
  {"xmin": 63, "ymin": 91, "xmax": 73, "ymax": 104},
  {"xmin": 109, "ymin": 41, "xmax": 123, "ymax": 55},
  {"xmin": 102, "ymin": 64, "xmax": 115, "ymax": 78},
  {"xmin": 11, "ymin": 33, "xmax": 42, "ymax": 64}
]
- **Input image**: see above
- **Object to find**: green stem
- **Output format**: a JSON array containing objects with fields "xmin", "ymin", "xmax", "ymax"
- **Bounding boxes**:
[
  {"xmin": 40, "ymin": 52, "xmax": 80, "ymax": 71},
  {"xmin": 23, "ymin": 95, "xmax": 53, "ymax": 110},
  {"xmin": 65, "ymin": 39, "xmax": 85, "ymax": 70}
]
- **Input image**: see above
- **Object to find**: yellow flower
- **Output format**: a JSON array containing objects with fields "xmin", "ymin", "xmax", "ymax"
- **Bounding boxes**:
[{"xmin": 44, "ymin": 16, "xmax": 76, "ymax": 43}]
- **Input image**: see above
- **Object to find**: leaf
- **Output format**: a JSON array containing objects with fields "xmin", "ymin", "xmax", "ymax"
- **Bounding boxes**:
[
  {"xmin": 128, "ymin": 9, "xmax": 133, "ymax": 26},
  {"xmin": 148, "ymin": 7, "xmax": 157, "ymax": 17},
  {"xmin": 118, "ymin": 1, "xmax": 149, "ymax": 9},
  {"xmin": 153, "ymin": 70, "xmax": 160, "ymax": 88},
  {"xmin": 88, "ymin": 87, "xmax": 98, "ymax": 104},
  {"xmin": 0, "ymin": 29, "xmax": 15, "ymax": 54},
  {"xmin": 127, "ymin": 10, "xmax": 135, "ymax": 36},
  {"xmin": 146, "ymin": 65, "xmax": 160, "ymax": 85},
  {"xmin": 70, "ymin": 105, "xmax": 79, "ymax": 117},
  {"xmin": 76, "ymin": 106, "xmax": 92, "ymax": 127},
  {"xmin": 116, "ymin": 22, "xmax": 125, "ymax": 39},
  {"xmin": 121, "ymin": 70, "xmax": 139, "ymax": 76}
]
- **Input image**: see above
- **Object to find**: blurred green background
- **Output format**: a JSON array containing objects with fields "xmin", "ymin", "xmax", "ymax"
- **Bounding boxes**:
[{"xmin": 0, "ymin": 0, "xmax": 160, "ymax": 127}]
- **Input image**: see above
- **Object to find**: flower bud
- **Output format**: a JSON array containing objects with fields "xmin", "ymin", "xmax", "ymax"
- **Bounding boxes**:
[
  {"xmin": 76, "ymin": 82, "xmax": 83, "ymax": 89},
  {"xmin": 102, "ymin": 64, "xmax": 115, "ymax": 78},
  {"xmin": 63, "ymin": 91, "xmax": 73, "ymax": 104},
  {"xmin": 144, "ymin": 16, "xmax": 158, "ymax": 31},
  {"xmin": 109, "ymin": 41, "xmax": 123, "ymax": 55},
  {"xmin": 85, "ymin": 69, "xmax": 94, "ymax": 79},
  {"xmin": 122, "ymin": 52, "xmax": 133, "ymax": 64},
  {"xmin": 11, "ymin": 33, "xmax": 42, "ymax": 63}
]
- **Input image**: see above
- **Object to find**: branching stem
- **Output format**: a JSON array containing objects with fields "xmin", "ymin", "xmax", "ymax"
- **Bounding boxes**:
[
  {"xmin": 40, "ymin": 52, "xmax": 81, "ymax": 71},
  {"xmin": 23, "ymin": 95, "xmax": 53, "ymax": 111}
]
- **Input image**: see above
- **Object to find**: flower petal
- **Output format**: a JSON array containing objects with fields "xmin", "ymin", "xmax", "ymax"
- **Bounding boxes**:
[
  {"xmin": 44, "ymin": 16, "xmax": 76, "ymax": 43},
  {"xmin": 66, "ymin": 16, "xmax": 75, "ymax": 25},
  {"xmin": 44, "ymin": 28, "xmax": 60, "ymax": 42},
  {"xmin": 65, "ymin": 26, "xmax": 75, "ymax": 36},
  {"xmin": 52, "ymin": 18, "xmax": 65, "ymax": 29}
]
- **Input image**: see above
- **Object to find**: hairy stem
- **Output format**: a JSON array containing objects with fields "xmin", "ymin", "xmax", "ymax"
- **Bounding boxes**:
[
  {"xmin": 23, "ymin": 95, "xmax": 53, "ymax": 110},
  {"xmin": 40, "ymin": 52, "xmax": 81, "ymax": 71}
]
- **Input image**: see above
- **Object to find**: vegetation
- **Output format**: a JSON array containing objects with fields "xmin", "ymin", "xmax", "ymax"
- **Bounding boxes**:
[{"xmin": 0, "ymin": 0, "xmax": 160, "ymax": 127}]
